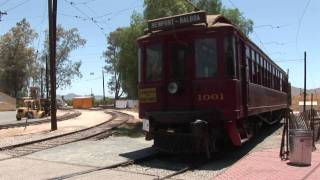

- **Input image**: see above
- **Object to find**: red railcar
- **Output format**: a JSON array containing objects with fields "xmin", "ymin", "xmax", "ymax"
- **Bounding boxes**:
[{"xmin": 137, "ymin": 11, "xmax": 290, "ymax": 155}]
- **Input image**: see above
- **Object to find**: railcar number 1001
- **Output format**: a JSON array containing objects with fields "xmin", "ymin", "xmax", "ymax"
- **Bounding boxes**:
[{"xmin": 197, "ymin": 93, "xmax": 224, "ymax": 101}]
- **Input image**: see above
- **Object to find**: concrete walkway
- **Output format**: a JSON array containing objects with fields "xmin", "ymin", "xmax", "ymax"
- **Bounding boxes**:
[
  {"xmin": 215, "ymin": 145, "xmax": 320, "ymax": 180},
  {"xmin": 0, "ymin": 137, "xmax": 154, "ymax": 180}
]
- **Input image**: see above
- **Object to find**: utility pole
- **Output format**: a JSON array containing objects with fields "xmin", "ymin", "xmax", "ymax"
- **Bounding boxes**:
[
  {"xmin": 303, "ymin": 51, "xmax": 307, "ymax": 112},
  {"xmin": 48, "ymin": 0, "xmax": 58, "ymax": 130},
  {"xmin": 0, "ymin": 11, "xmax": 7, "ymax": 21},
  {"xmin": 45, "ymin": 56, "xmax": 49, "ymax": 99},
  {"xmin": 40, "ymin": 68, "xmax": 44, "ymax": 98},
  {"xmin": 102, "ymin": 70, "xmax": 105, "ymax": 102}
]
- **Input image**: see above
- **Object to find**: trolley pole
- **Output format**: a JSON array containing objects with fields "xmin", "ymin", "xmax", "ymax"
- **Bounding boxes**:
[
  {"xmin": 303, "ymin": 51, "xmax": 307, "ymax": 112},
  {"xmin": 48, "ymin": 0, "xmax": 58, "ymax": 130}
]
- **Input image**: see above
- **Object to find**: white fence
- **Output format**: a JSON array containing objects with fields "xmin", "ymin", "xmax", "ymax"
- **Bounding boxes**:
[{"xmin": 115, "ymin": 100, "xmax": 138, "ymax": 109}]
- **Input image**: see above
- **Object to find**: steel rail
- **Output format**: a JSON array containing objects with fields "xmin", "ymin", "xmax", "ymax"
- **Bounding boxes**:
[
  {"xmin": 49, "ymin": 152, "xmax": 160, "ymax": 180},
  {"xmin": 0, "ymin": 110, "xmax": 81, "ymax": 130},
  {"xmin": 0, "ymin": 110, "xmax": 130, "ymax": 158},
  {"xmin": 155, "ymin": 159, "xmax": 210, "ymax": 180}
]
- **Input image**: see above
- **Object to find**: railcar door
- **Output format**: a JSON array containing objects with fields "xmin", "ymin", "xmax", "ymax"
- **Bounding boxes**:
[{"xmin": 165, "ymin": 42, "xmax": 193, "ymax": 110}]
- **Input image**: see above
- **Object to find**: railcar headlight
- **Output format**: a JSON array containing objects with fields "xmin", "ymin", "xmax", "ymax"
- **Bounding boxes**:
[{"xmin": 168, "ymin": 82, "xmax": 178, "ymax": 94}]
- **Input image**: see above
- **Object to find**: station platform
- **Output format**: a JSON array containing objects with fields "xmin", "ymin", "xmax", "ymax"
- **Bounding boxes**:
[{"xmin": 215, "ymin": 144, "xmax": 320, "ymax": 180}]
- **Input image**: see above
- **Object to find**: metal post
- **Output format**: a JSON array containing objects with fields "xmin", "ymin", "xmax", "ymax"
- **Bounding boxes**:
[
  {"xmin": 311, "ymin": 94, "xmax": 315, "ymax": 150},
  {"xmin": 303, "ymin": 51, "xmax": 307, "ymax": 112},
  {"xmin": 102, "ymin": 70, "xmax": 105, "ymax": 102},
  {"xmin": 48, "ymin": 0, "xmax": 57, "ymax": 130}
]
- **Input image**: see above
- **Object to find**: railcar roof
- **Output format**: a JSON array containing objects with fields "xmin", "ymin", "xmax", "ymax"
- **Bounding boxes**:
[
  {"xmin": 139, "ymin": 13, "xmax": 287, "ymax": 77},
  {"xmin": 139, "ymin": 14, "xmax": 234, "ymax": 39}
]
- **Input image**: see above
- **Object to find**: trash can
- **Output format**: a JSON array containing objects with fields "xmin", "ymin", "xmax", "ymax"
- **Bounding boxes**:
[{"xmin": 289, "ymin": 129, "xmax": 313, "ymax": 166}]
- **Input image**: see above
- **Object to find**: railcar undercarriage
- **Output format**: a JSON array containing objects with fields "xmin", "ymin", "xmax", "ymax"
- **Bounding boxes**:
[
  {"xmin": 145, "ymin": 111, "xmax": 226, "ymax": 157},
  {"xmin": 144, "ymin": 109, "xmax": 287, "ymax": 157}
]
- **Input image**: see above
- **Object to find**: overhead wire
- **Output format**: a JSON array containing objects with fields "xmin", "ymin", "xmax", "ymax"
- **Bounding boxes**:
[
  {"xmin": 4, "ymin": 0, "xmax": 32, "ymax": 12},
  {"xmin": 252, "ymin": 30, "xmax": 269, "ymax": 54},
  {"xmin": 226, "ymin": 0, "xmax": 272, "ymax": 54},
  {"xmin": 64, "ymin": 0, "xmax": 107, "ymax": 37},
  {"xmin": 274, "ymin": 59, "xmax": 304, "ymax": 62},
  {"xmin": 263, "ymin": 41, "xmax": 293, "ymax": 46},
  {"xmin": 295, "ymin": 0, "xmax": 312, "ymax": 50},
  {"xmin": 254, "ymin": 23, "xmax": 296, "ymax": 29},
  {"xmin": 0, "ymin": 0, "xmax": 10, "ymax": 7},
  {"xmin": 1, "ymin": 16, "xmax": 43, "ymax": 21},
  {"xmin": 73, "ymin": 0, "xmax": 100, "ymax": 5},
  {"xmin": 33, "ymin": 0, "xmax": 48, "ymax": 64},
  {"xmin": 226, "ymin": 0, "xmax": 237, "ymax": 9},
  {"xmin": 61, "ymin": 0, "xmax": 142, "ymax": 33}
]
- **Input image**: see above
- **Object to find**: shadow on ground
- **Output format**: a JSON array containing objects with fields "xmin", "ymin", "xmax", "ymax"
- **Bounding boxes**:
[{"xmin": 118, "ymin": 122, "xmax": 283, "ymax": 172}]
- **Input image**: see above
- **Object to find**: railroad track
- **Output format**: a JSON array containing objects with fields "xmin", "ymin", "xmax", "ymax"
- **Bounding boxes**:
[
  {"xmin": 0, "ymin": 110, "xmax": 131, "ymax": 158},
  {"xmin": 0, "ymin": 110, "xmax": 81, "ymax": 130},
  {"xmin": 50, "ymin": 152, "xmax": 161, "ymax": 180},
  {"xmin": 50, "ymin": 151, "xmax": 211, "ymax": 180}
]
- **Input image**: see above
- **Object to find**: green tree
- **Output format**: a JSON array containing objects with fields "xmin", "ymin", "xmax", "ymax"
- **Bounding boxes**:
[
  {"xmin": 40, "ymin": 25, "xmax": 86, "ymax": 89},
  {"xmin": 117, "ymin": 13, "xmax": 145, "ymax": 98},
  {"xmin": 0, "ymin": 19, "xmax": 37, "ymax": 97},
  {"xmin": 221, "ymin": 8, "xmax": 254, "ymax": 36},
  {"xmin": 104, "ymin": 12, "xmax": 145, "ymax": 99},
  {"xmin": 144, "ymin": 0, "xmax": 192, "ymax": 20},
  {"xmin": 194, "ymin": 0, "xmax": 222, "ymax": 14},
  {"xmin": 103, "ymin": 28, "xmax": 124, "ymax": 101}
]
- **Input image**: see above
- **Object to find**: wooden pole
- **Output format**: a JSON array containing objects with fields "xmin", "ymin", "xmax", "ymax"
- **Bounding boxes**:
[
  {"xmin": 45, "ymin": 56, "xmax": 49, "ymax": 99},
  {"xmin": 40, "ymin": 67, "xmax": 44, "ymax": 98},
  {"xmin": 48, "ymin": 0, "xmax": 57, "ymax": 130},
  {"xmin": 303, "ymin": 51, "xmax": 307, "ymax": 112},
  {"xmin": 102, "ymin": 70, "xmax": 105, "ymax": 102}
]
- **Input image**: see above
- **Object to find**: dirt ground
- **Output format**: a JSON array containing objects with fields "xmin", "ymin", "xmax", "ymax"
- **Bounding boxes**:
[{"xmin": 0, "ymin": 110, "xmax": 111, "ymax": 147}]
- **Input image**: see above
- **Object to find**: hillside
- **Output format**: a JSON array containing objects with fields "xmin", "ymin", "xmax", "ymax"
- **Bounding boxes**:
[{"xmin": 291, "ymin": 86, "xmax": 320, "ymax": 111}]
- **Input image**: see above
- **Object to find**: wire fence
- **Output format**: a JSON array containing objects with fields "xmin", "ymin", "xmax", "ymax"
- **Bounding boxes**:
[{"xmin": 289, "ymin": 109, "xmax": 320, "ymax": 141}]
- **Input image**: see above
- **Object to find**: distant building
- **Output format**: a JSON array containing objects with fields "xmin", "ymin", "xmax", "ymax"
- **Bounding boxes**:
[
  {"xmin": 0, "ymin": 92, "xmax": 16, "ymax": 111},
  {"xmin": 298, "ymin": 101, "xmax": 318, "ymax": 112},
  {"xmin": 72, "ymin": 96, "xmax": 93, "ymax": 109}
]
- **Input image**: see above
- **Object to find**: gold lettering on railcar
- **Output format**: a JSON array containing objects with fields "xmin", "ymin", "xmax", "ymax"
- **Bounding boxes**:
[
  {"xmin": 139, "ymin": 88, "xmax": 157, "ymax": 103},
  {"xmin": 197, "ymin": 93, "xmax": 224, "ymax": 101}
]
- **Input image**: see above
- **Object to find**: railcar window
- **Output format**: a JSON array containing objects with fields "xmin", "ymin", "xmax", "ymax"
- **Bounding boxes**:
[
  {"xmin": 245, "ymin": 46, "xmax": 251, "ymax": 82},
  {"xmin": 171, "ymin": 43, "xmax": 189, "ymax": 80},
  {"xmin": 251, "ymin": 50, "xmax": 256, "ymax": 83},
  {"xmin": 195, "ymin": 38, "xmax": 218, "ymax": 78},
  {"xmin": 146, "ymin": 44, "xmax": 162, "ymax": 81},
  {"xmin": 256, "ymin": 53, "xmax": 260, "ymax": 84},
  {"xmin": 224, "ymin": 36, "xmax": 236, "ymax": 77}
]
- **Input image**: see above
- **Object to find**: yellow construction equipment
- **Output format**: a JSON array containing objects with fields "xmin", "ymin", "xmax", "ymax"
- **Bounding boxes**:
[
  {"xmin": 16, "ymin": 87, "xmax": 49, "ymax": 120},
  {"xmin": 16, "ymin": 99, "xmax": 46, "ymax": 120}
]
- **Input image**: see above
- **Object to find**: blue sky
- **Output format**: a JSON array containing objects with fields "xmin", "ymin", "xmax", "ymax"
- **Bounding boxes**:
[{"xmin": 0, "ymin": 0, "xmax": 318, "ymax": 96}]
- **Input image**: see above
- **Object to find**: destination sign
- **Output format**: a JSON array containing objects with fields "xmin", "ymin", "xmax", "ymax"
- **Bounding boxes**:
[{"xmin": 148, "ymin": 11, "xmax": 207, "ymax": 31}]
